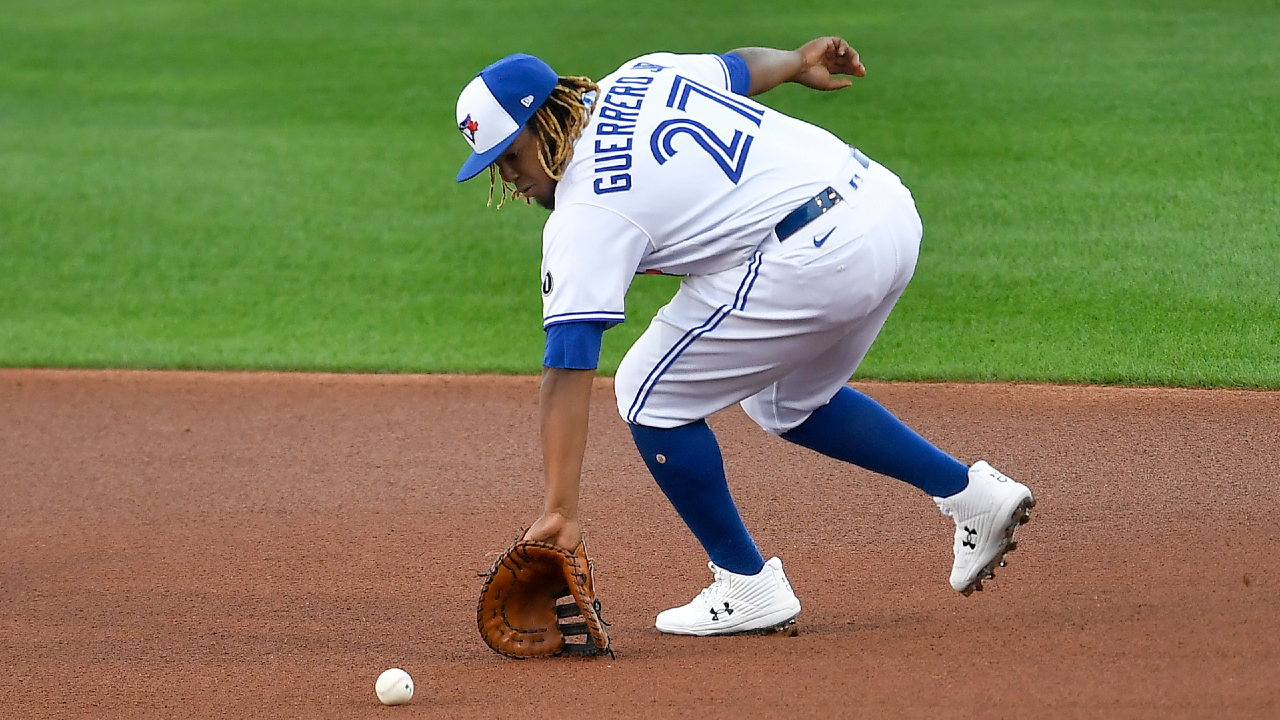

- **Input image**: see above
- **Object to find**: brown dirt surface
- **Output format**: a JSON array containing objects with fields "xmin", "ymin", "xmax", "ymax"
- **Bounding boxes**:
[{"xmin": 2, "ymin": 369, "xmax": 1278, "ymax": 719}]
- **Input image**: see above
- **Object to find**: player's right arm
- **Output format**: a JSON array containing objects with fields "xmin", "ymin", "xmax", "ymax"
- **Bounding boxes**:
[
  {"xmin": 526, "ymin": 204, "xmax": 647, "ymax": 550},
  {"xmin": 524, "ymin": 316, "xmax": 609, "ymax": 550},
  {"xmin": 524, "ymin": 362, "xmax": 596, "ymax": 550},
  {"xmin": 730, "ymin": 36, "xmax": 866, "ymax": 96}
]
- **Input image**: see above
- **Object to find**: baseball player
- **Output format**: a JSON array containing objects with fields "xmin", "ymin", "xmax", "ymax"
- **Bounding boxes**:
[{"xmin": 455, "ymin": 37, "xmax": 1034, "ymax": 636}]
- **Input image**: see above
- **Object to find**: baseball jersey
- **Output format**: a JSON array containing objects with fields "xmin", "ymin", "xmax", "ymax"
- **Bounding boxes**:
[{"xmin": 541, "ymin": 52, "xmax": 858, "ymax": 331}]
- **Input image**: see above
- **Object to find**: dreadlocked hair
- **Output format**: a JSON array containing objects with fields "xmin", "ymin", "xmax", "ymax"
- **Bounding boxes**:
[{"xmin": 488, "ymin": 75, "xmax": 599, "ymax": 208}]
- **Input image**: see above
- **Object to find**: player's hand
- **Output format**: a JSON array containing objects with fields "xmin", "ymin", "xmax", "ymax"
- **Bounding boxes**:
[
  {"xmin": 793, "ymin": 37, "xmax": 865, "ymax": 91},
  {"xmin": 522, "ymin": 511, "xmax": 584, "ymax": 550}
]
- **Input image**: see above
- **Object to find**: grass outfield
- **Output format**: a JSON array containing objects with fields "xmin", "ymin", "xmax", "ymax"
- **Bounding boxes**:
[{"xmin": 1, "ymin": 0, "xmax": 1277, "ymax": 385}]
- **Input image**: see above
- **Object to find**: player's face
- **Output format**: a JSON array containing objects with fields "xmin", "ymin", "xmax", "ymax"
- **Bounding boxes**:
[{"xmin": 496, "ymin": 128, "xmax": 556, "ymax": 210}]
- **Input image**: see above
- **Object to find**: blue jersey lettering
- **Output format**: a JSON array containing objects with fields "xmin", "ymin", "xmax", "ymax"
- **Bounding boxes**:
[
  {"xmin": 603, "ymin": 90, "xmax": 643, "ymax": 110},
  {"xmin": 599, "ymin": 106, "xmax": 639, "ymax": 123},
  {"xmin": 595, "ymin": 138, "xmax": 634, "ymax": 153},
  {"xmin": 597, "ymin": 122, "xmax": 636, "ymax": 135},
  {"xmin": 608, "ymin": 84, "xmax": 649, "ymax": 98},
  {"xmin": 594, "ymin": 153, "xmax": 633, "ymax": 172},
  {"xmin": 593, "ymin": 174, "xmax": 632, "ymax": 194},
  {"xmin": 591, "ymin": 76, "xmax": 655, "ymax": 196}
]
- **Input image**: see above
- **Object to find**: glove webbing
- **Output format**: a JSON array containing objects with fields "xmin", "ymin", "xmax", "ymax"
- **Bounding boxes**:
[{"xmin": 555, "ymin": 594, "xmax": 613, "ymax": 657}]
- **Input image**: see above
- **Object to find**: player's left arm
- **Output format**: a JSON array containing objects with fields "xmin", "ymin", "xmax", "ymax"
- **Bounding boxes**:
[{"xmin": 730, "ymin": 36, "xmax": 866, "ymax": 96}]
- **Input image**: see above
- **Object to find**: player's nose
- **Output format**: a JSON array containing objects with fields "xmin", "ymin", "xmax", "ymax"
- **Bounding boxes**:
[{"xmin": 496, "ymin": 159, "xmax": 517, "ymax": 184}]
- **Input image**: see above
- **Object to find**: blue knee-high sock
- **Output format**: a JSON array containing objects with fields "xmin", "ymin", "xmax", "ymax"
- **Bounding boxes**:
[
  {"xmin": 781, "ymin": 386, "xmax": 969, "ymax": 497},
  {"xmin": 630, "ymin": 420, "xmax": 766, "ymax": 575}
]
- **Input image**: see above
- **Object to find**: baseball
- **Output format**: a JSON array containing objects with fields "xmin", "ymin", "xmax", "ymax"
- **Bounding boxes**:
[{"xmin": 375, "ymin": 668, "xmax": 414, "ymax": 706}]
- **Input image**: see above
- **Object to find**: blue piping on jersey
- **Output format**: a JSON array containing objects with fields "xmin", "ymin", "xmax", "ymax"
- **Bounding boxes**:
[
  {"xmin": 625, "ymin": 305, "xmax": 732, "ymax": 423},
  {"xmin": 719, "ymin": 53, "xmax": 752, "ymax": 95},
  {"xmin": 732, "ymin": 250, "xmax": 763, "ymax": 309},
  {"xmin": 625, "ymin": 251, "xmax": 764, "ymax": 424},
  {"xmin": 544, "ymin": 311, "xmax": 626, "ymax": 329},
  {"xmin": 714, "ymin": 54, "xmax": 730, "ymax": 90}
]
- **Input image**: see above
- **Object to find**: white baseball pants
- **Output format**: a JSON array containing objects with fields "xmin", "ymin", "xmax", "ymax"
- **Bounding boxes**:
[{"xmin": 615, "ymin": 159, "xmax": 922, "ymax": 434}]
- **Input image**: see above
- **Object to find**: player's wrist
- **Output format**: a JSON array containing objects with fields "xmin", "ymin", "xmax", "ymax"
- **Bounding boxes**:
[
  {"xmin": 523, "ymin": 511, "xmax": 583, "ymax": 549},
  {"xmin": 539, "ymin": 507, "xmax": 578, "ymax": 524},
  {"xmin": 788, "ymin": 48, "xmax": 808, "ymax": 83}
]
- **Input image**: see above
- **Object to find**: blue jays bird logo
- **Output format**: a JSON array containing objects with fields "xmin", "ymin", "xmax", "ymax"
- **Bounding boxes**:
[{"xmin": 459, "ymin": 114, "xmax": 479, "ymax": 143}]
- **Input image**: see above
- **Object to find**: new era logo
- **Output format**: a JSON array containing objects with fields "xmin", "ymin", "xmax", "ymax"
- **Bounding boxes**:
[{"xmin": 520, "ymin": 95, "xmax": 535, "ymax": 107}]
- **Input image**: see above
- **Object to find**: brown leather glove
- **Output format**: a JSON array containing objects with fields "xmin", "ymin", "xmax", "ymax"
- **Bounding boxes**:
[{"xmin": 477, "ymin": 539, "xmax": 613, "ymax": 659}]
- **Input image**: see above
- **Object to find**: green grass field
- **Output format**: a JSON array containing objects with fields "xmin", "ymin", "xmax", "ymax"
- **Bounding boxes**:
[{"xmin": 1, "ymin": 0, "xmax": 1277, "ymax": 385}]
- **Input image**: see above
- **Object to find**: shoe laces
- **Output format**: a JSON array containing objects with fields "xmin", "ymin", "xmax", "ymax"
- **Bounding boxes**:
[
  {"xmin": 694, "ymin": 562, "xmax": 733, "ymax": 606},
  {"xmin": 934, "ymin": 496, "xmax": 955, "ymax": 518}
]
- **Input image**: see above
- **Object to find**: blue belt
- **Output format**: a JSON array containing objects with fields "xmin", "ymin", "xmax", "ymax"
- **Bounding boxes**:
[
  {"xmin": 775, "ymin": 147, "xmax": 872, "ymax": 242},
  {"xmin": 775, "ymin": 186, "xmax": 842, "ymax": 242}
]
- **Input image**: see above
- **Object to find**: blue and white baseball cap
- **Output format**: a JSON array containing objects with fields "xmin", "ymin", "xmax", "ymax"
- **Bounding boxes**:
[{"xmin": 455, "ymin": 53, "xmax": 559, "ymax": 182}]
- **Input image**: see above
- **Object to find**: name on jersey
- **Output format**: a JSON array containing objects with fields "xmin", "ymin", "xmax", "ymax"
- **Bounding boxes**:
[{"xmin": 592, "ymin": 62, "xmax": 666, "ymax": 195}]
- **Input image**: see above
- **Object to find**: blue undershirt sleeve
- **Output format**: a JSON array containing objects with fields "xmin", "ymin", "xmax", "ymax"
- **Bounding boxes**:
[
  {"xmin": 543, "ymin": 320, "xmax": 607, "ymax": 370},
  {"xmin": 721, "ymin": 52, "xmax": 752, "ymax": 95}
]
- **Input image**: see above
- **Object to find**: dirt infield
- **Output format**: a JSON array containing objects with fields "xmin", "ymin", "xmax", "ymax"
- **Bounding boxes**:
[{"xmin": 2, "ymin": 370, "xmax": 1278, "ymax": 719}]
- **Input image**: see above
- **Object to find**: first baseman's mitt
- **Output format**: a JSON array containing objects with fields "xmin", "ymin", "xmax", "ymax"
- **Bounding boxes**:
[{"xmin": 477, "ymin": 538, "xmax": 613, "ymax": 659}]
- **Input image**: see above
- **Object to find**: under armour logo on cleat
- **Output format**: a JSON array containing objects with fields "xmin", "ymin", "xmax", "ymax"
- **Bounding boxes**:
[
  {"xmin": 962, "ymin": 526, "xmax": 978, "ymax": 549},
  {"xmin": 708, "ymin": 602, "xmax": 734, "ymax": 621}
]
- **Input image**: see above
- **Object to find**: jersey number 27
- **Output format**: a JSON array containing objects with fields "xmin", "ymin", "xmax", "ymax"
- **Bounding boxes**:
[{"xmin": 650, "ymin": 75, "xmax": 766, "ymax": 184}]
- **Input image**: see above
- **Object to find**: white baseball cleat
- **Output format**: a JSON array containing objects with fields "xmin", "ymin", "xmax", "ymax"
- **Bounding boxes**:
[
  {"xmin": 656, "ymin": 557, "xmax": 801, "ymax": 636},
  {"xmin": 934, "ymin": 460, "xmax": 1035, "ymax": 596}
]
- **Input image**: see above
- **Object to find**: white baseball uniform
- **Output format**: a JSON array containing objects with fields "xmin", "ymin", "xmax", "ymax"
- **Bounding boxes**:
[{"xmin": 540, "ymin": 52, "xmax": 923, "ymax": 433}]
